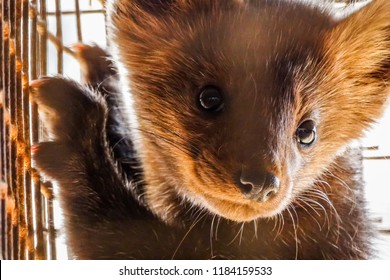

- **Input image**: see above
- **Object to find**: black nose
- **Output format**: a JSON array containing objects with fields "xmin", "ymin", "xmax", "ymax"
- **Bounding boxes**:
[{"xmin": 237, "ymin": 171, "xmax": 280, "ymax": 203}]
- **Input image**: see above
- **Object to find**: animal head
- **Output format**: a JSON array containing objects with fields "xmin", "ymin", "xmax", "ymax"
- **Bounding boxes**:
[{"xmin": 107, "ymin": 0, "xmax": 390, "ymax": 223}]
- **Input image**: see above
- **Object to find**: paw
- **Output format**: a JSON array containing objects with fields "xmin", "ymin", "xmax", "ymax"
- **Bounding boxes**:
[
  {"xmin": 30, "ymin": 77, "xmax": 108, "ymax": 180},
  {"xmin": 71, "ymin": 43, "xmax": 117, "ymax": 86},
  {"xmin": 30, "ymin": 76, "xmax": 107, "ymax": 142}
]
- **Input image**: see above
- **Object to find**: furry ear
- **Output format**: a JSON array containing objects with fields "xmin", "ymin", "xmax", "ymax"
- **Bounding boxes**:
[
  {"xmin": 325, "ymin": 0, "xmax": 390, "ymax": 84},
  {"xmin": 314, "ymin": 0, "xmax": 390, "ymax": 142}
]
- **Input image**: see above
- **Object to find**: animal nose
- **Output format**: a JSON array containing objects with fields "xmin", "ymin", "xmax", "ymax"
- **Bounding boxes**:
[{"xmin": 237, "ymin": 171, "xmax": 280, "ymax": 203}]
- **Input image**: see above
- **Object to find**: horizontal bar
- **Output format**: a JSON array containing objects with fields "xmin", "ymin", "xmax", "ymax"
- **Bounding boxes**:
[
  {"xmin": 362, "ymin": 146, "xmax": 379, "ymax": 151},
  {"xmin": 44, "ymin": 9, "xmax": 104, "ymax": 16},
  {"xmin": 363, "ymin": 156, "xmax": 390, "ymax": 160}
]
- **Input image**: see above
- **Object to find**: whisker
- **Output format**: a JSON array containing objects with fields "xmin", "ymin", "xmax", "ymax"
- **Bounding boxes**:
[
  {"xmin": 287, "ymin": 207, "xmax": 299, "ymax": 260},
  {"xmin": 111, "ymin": 135, "xmax": 129, "ymax": 150},
  {"xmin": 295, "ymin": 196, "xmax": 322, "ymax": 230},
  {"xmin": 210, "ymin": 214, "xmax": 216, "ymax": 258},
  {"xmin": 228, "ymin": 222, "xmax": 245, "ymax": 246},
  {"xmin": 239, "ymin": 222, "xmax": 245, "ymax": 245},
  {"xmin": 279, "ymin": 213, "xmax": 286, "ymax": 238},
  {"xmin": 275, "ymin": 212, "xmax": 285, "ymax": 239},
  {"xmin": 305, "ymin": 189, "xmax": 341, "ymax": 240},
  {"xmin": 302, "ymin": 195, "xmax": 330, "ymax": 230},
  {"xmin": 171, "ymin": 210, "xmax": 207, "ymax": 259},
  {"xmin": 320, "ymin": 170, "xmax": 357, "ymax": 215},
  {"xmin": 252, "ymin": 219, "xmax": 258, "ymax": 241},
  {"xmin": 215, "ymin": 216, "xmax": 222, "ymax": 241},
  {"xmin": 271, "ymin": 215, "xmax": 277, "ymax": 233}
]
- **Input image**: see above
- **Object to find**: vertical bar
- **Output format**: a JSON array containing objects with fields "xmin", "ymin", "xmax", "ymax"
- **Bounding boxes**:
[
  {"xmin": 0, "ymin": 182, "xmax": 6, "ymax": 260},
  {"xmin": 9, "ymin": 0, "xmax": 24, "ymax": 260},
  {"xmin": 42, "ymin": 182, "xmax": 56, "ymax": 260},
  {"xmin": 39, "ymin": 0, "xmax": 47, "ymax": 76},
  {"xmin": 75, "ymin": 0, "xmax": 83, "ymax": 42},
  {"xmin": 29, "ymin": 0, "xmax": 45, "ymax": 260},
  {"xmin": 55, "ymin": 0, "xmax": 63, "ymax": 74},
  {"xmin": 0, "ymin": 0, "xmax": 6, "ymax": 261},
  {"xmin": 47, "ymin": 199, "xmax": 56, "ymax": 260},
  {"xmin": 13, "ymin": 0, "xmax": 28, "ymax": 260},
  {"xmin": 20, "ymin": 0, "xmax": 34, "ymax": 260},
  {"xmin": 47, "ymin": 0, "xmax": 61, "ymax": 260},
  {"xmin": 0, "ymin": 0, "xmax": 3, "ymax": 171},
  {"xmin": 2, "ymin": 0, "xmax": 14, "ymax": 260},
  {"xmin": 32, "ymin": 171, "xmax": 45, "ymax": 259}
]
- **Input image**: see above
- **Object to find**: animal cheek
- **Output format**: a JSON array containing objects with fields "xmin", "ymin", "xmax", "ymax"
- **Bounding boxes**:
[
  {"xmin": 280, "ymin": 151, "xmax": 309, "ymax": 191},
  {"xmin": 283, "ymin": 149, "xmax": 302, "ymax": 176}
]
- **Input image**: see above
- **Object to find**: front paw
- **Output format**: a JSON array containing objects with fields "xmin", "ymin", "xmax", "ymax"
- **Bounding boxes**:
[
  {"xmin": 30, "ymin": 77, "xmax": 108, "ymax": 180},
  {"xmin": 30, "ymin": 76, "xmax": 107, "ymax": 142},
  {"xmin": 71, "ymin": 43, "xmax": 117, "ymax": 86}
]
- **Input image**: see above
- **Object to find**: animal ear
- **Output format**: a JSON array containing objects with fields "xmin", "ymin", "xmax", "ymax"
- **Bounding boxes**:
[
  {"xmin": 316, "ymin": 0, "xmax": 390, "ymax": 141},
  {"xmin": 324, "ymin": 0, "xmax": 390, "ymax": 84}
]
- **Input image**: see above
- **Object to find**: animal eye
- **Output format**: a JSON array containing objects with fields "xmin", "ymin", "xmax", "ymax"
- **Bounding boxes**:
[
  {"xmin": 296, "ymin": 119, "xmax": 316, "ymax": 146},
  {"xmin": 198, "ymin": 86, "xmax": 224, "ymax": 112}
]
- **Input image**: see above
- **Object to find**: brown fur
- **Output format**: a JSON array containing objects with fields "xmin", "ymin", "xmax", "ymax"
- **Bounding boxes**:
[
  {"xmin": 106, "ymin": 0, "xmax": 389, "ymax": 258},
  {"xmin": 31, "ymin": 0, "xmax": 390, "ymax": 259},
  {"xmin": 107, "ymin": 0, "xmax": 390, "ymax": 222}
]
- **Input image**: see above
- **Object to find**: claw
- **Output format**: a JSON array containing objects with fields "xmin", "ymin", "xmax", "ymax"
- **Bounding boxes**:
[
  {"xmin": 0, "ymin": 180, "xmax": 7, "ymax": 199},
  {"xmin": 29, "ymin": 80, "xmax": 45, "ymax": 100},
  {"xmin": 29, "ymin": 79, "xmax": 46, "ymax": 89},
  {"xmin": 69, "ymin": 43, "xmax": 89, "ymax": 54},
  {"xmin": 31, "ymin": 144, "xmax": 39, "ymax": 155},
  {"xmin": 0, "ymin": 90, "xmax": 4, "ymax": 107}
]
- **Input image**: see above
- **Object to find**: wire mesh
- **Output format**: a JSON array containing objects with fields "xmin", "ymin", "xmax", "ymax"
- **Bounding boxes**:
[{"xmin": 0, "ymin": 0, "xmax": 105, "ymax": 260}]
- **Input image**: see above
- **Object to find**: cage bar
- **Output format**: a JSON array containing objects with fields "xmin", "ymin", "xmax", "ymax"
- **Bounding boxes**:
[{"xmin": 0, "ymin": 0, "xmax": 106, "ymax": 260}]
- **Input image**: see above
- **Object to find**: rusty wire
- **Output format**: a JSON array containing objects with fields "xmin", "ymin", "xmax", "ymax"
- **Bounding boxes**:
[{"xmin": 0, "ymin": 0, "xmax": 105, "ymax": 260}]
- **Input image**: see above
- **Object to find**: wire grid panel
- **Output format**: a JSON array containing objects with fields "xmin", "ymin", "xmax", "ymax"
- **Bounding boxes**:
[{"xmin": 0, "ymin": 0, "xmax": 105, "ymax": 260}]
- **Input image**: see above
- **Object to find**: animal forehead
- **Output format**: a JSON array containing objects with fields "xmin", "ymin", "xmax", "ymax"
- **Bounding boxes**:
[{"xmin": 173, "ymin": 4, "xmax": 331, "ymax": 71}]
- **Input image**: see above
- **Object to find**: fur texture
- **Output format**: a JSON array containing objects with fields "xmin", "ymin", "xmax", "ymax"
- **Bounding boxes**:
[{"xmin": 31, "ymin": 0, "xmax": 390, "ymax": 259}]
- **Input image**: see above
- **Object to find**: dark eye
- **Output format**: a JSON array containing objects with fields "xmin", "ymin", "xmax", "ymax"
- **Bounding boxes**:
[
  {"xmin": 296, "ymin": 119, "xmax": 316, "ymax": 146},
  {"xmin": 198, "ymin": 86, "xmax": 224, "ymax": 112}
]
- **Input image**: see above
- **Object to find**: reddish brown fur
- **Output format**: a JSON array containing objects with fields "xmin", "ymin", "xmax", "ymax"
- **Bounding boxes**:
[
  {"xmin": 30, "ymin": 0, "xmax": 390, "ymax": 259},
  {"xmin": 107, "ymin": 0, "xmax": 390, "ymax": 222},
  {"xmin": 102, "ymin": 0, "xmax": 390, "ymax": 258}
]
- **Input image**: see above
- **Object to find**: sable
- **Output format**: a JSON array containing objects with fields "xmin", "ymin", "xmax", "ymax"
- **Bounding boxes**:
[{"xmin": 32, "ymin": 0, "xmax": 390, "ymax": 259}]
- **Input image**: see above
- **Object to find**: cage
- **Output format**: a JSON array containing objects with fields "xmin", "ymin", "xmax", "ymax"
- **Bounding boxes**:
[
  {"xmin": 0, "ymin": 0, "xmax": 106, "ymax": 260},
  {"xmin": 0, "ymin": 0, "xmax": 389, "ymax": 260}
]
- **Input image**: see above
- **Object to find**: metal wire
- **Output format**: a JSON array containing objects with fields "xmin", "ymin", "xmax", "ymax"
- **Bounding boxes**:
[{"xmin": 0, "ymin": 0, "xmax": 105, "ymax": 260}]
